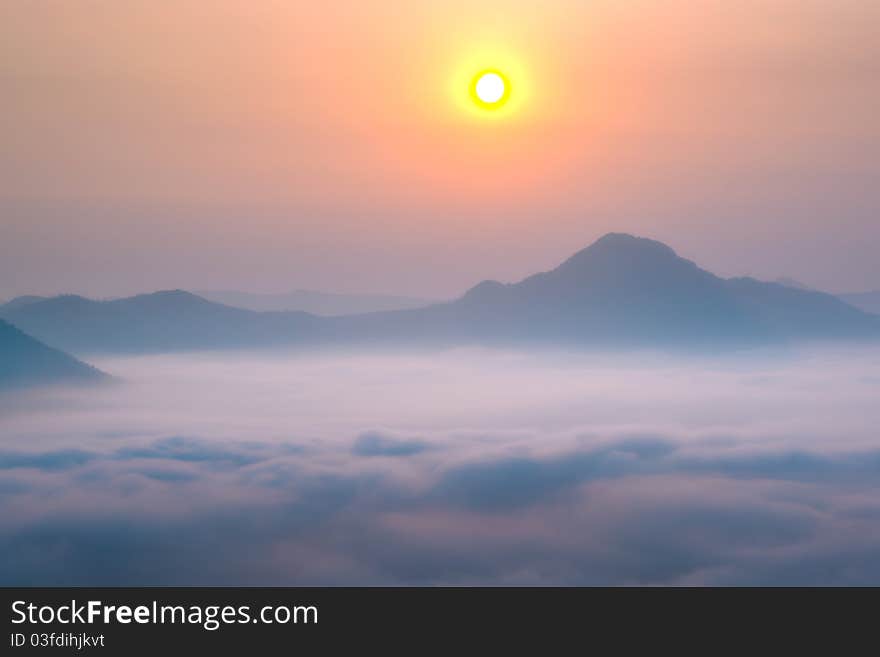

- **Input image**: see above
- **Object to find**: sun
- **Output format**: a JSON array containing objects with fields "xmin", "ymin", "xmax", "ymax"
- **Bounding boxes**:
[
  {"xmin": 470, "ymin": 69, "xmax": 511, "ymax": 110},
  {"xmin": 446, "ymin": 49, "xmax": 529, "ymax": 119}
]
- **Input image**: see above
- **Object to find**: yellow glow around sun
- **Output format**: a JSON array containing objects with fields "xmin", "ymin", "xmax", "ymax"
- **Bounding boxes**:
[{"xmin": 447, "ymin": 44, "xmax": 532, "ymax": 121}]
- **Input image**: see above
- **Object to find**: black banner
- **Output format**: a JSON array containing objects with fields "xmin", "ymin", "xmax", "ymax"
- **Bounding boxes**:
[{"xmin": 1, "ymin": 587, "xmax": 872, "ymax": 653}]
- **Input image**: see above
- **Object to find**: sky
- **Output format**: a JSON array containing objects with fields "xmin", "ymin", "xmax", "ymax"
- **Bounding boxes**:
[
  {"xmin": 1, "ymin": 1, "xmax": 878, "ymax": 299},
  {"xmin": 3, "ymin": 346, "xmax": 880, "ymax": 584}
]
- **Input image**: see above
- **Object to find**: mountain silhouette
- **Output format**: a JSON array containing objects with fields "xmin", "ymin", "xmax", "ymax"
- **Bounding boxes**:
[
  {"xmin": 3, "ymin": 234, "xmax": 877, "ymax": 353},
  {"xmin": 767, "ymin": 279, "xmax": 880, "ymax": 316},
  {"xmin": 449, "ymin": 233, "xmax": 758, "ymax": 343},
  {"xmin": 0, "ymin": 290, "xmax": 321, "ymax": 354},
  {"xmin": 0, "ymin": 319, "xmax": 107, "ymax": 389},
  {"xmin": 774, "ymin": 277, "xmax": 814, "ymax": 292},
  {"xmin": 324, "ymin": 233, "xmax": 879, "ymax": 347},
  {"xmin": 839, "ymin": 291, "xmax": 880, "ymax": 316},
  {"xmin": 1, "ymin": 295, "xmax": 48, "ymax": 311},
  {"xmin": 196, "ymin": 289, "xmax": 435, "ymax": 315}
]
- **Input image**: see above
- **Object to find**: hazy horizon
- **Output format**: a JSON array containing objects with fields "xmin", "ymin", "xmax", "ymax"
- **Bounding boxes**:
[{"xmin": 1, "ymin": 231, "xmax": 878, "ymax": 302}]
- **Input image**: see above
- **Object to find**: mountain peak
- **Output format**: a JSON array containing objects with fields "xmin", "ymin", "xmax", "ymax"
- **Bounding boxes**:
[
  {"xmin": 133, "ymin": 289, "xmax": 199, "ymax": 301},
  {"xmin": 121, "ymin": 290, "xmax": 217, "ymax": 308},
  {"xmin": 550, "ymin": 233, "xmax": 687, "ymax": 282},
  {"xmin": 582, "ymin": 232, "xmax": 678, "ymax": 259}
]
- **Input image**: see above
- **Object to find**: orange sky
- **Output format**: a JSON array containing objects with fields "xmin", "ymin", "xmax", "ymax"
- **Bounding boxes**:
[{"xmin": 1, "ymin": 1, "xmax": 878, "ymax": 298}]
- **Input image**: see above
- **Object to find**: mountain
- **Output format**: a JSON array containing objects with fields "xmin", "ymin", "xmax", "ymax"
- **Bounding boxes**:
[
  {"xmin": 1, "ymin": 295, "xmax": 48, "ymax": 311},
  {"xmin": 3, "ymin": 235, "xmax": 878, "ymax": 354},
  {"xmin": 323, "ymin": 233, "xmax": 880, "ymax": 347},
  {"xmin": 724, "ymin": 277, "xmax": 878, "ymax": 339},
  {"xmin": 769, "ymin": 279, "xmax": 880, "ymax": 317},
  {"xmin": 774, "ymin": 277, "xmax": 814, "ymax": 292},
  {"xmin": 0, "ymin": 290, "xmax": 322, "ymax": 354},
  {"xmin": 0, "ymin": 319, "xmax": 107, "ymax": 389},
  {"xmin": 196, "ymin": 289, "xmax": 435, "ymax": 315},
  {"xmin": 838, "ymin": 291, "xmax": 880, "ymax": 316}
]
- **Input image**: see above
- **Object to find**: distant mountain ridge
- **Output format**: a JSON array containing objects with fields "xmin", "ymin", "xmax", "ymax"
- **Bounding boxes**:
[
  {"xmin": 774, "ymin": 277, "xmax": 814, "ymax": 292},
  {"xmin": 196, "ymin": 289, "xmax": 435, "ymax": 315},
  {"xmin": 0, "ymin": 291, "xmax": 322, "ymax": 354},
  {"xmin": 0, "ymin": 295, "xmax": 48, "ymax": 311},
  {"xmin": 838, "ymin": 291, "xmax": 880, "ymax": 316},
  {"xmin": 0, "ymin": 319, "xmax": 107, "ymax": 389},
  {"xmin": 771, "ymin": 278, "xmax": 880, "ymax": 316},
  {"xmin": 3, "ymin": 234, "xmax": 878, "ymax": 354}
]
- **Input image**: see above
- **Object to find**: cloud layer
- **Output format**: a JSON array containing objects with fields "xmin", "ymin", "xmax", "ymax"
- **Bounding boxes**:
[{"xmin": 1, "ymin": 346, "xmax": 879, "ymax": 585}]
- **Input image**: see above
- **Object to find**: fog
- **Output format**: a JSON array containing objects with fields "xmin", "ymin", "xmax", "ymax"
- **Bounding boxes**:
[{"xmin": 2, "ymin": 346, "xmax": 880, "ymax": 585}]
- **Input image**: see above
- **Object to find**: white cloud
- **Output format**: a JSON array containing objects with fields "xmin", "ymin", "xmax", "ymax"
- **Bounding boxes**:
[{"xmin": 1, "ymin": 345, "xmax": 879, "ymax": 584}]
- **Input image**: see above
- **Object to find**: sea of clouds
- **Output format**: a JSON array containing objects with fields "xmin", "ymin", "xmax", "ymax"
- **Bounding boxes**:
[{"xmin": 1, "ymin": 345, "xmax": 880, "ymax": 585}]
